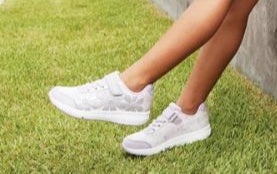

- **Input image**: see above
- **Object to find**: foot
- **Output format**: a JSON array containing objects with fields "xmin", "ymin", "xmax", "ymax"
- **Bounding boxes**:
[
  {"xmin": 122, "ymin": 103, "xmax": 211, "ymax": 155},
  {"xmin": 48, "ymin": 71, "xmax": 153, "ymax": 126}
]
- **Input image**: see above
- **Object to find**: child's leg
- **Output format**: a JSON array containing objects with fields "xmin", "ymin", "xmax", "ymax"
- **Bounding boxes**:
[
  {"xmin": 177, "ymin": 0, "xmax": 259, "ymax": 114},
  {"xmin": 122, "ymin": 0, "xmax": 260, "ymax": 156},
  {"xmin": 121, "ymin": 0, "xmax": 234, "ymax": 92}
]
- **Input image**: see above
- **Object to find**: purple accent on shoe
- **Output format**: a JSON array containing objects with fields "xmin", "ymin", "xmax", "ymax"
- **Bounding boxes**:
[{"xmin": 123, "ymin": 139, "xmax": 152, "ymax": 149}]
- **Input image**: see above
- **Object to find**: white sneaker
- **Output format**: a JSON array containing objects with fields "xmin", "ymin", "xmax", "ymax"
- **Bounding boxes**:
[
  {"xmin": 122, "ymin": 103, "xmax": 211, "ymax": 155},
  {"xmin": 48, "ymin": 71, "xmax": 153, "ymax": 126}
]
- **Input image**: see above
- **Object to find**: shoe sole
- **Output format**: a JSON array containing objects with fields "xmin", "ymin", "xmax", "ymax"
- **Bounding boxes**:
[
  {"xmin": 122, "ymin": 125, "xmax": 211, "ymax": 156},
  {"xmin": 48, "ymin": 92, "xmax": 150, "ymax": 126}
]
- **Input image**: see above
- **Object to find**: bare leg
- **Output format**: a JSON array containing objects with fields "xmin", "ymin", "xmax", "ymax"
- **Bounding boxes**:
[
  {"xmin": 176, "ymin": 0, "xmax": 259, "ymax": 114},
  {"xmin": 121, "ymin": 0, "xmax": 234, "ymax": 92}
]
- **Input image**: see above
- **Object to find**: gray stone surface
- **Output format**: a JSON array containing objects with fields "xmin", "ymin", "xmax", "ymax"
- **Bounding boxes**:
[
  {"xmin": 150, "ymin": 0, "xmax": 277, "ymax": 99},
  {"xmin": 150, "ymin": 0, "xmax": 192, "ymax": 20},
  {"xmin": 232, "ymin": 1, "xmax": 277, "ymax": 99}
]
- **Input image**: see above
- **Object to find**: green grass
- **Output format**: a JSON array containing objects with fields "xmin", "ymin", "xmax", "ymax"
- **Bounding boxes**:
[{"xmin": 0, "ymin": 0, "xmax": 277, "ymax": 173}]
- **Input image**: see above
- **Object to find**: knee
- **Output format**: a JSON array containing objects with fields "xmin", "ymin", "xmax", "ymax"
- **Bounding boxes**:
[{"xmin": 226, "ymin": 0, "xmax": 259, "ymax": 23}]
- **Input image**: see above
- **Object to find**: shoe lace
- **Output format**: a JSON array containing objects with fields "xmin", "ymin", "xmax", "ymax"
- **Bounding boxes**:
[
  {"xmin": 146, "ymin": 115, "xmax": 168, "ymax": 133},
  {"xmin": 80, "ymin": 79, "xmax": 107, "ymax": 92}
]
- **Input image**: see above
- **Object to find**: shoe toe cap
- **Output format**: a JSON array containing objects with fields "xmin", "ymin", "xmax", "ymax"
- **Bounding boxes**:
[
  {"xmin": 122, "ymin": 137, "xmax": 152, "ymax": 150},
  {"xmin": 49, "ymin": 87, "xmax": 77, "ymax": 108}
]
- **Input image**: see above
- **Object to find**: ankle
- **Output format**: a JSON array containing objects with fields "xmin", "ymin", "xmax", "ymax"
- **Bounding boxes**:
[
  {"xmin": 120, "ymin": 72, "xmax": 149, "ymax": 92},
  {"xmin": 176, "ymin": 100, "xmax": 202, "ymax": 115}
]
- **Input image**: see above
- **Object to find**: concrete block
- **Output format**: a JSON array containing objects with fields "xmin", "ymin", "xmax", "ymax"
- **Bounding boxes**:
[{"xmin": 232, "ymin": 1, "xmax": 277, "ymax": 99}]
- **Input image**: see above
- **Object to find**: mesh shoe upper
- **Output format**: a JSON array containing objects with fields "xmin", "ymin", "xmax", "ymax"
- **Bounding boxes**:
[
  {"xmin": 122, "ymin": 103, "xmax": 210, "ymax": 149},
  {"xmin": 49, "ymin": 71, "xmax": 153, "ymax": 112}
]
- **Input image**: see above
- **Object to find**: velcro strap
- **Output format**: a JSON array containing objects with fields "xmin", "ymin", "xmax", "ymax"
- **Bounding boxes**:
[
  {"xmin": 104, "ymin": 73, "xmax": 123, "ymax": 96},
  {"xmin": 164, "ymin": 108, "xmax": 175, "ymax": 120}
]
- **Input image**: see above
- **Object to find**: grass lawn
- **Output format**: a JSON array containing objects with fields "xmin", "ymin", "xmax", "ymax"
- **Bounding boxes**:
[{"xmin": 1, "ymin": 0, "xmax": 277, "ymax": 173}]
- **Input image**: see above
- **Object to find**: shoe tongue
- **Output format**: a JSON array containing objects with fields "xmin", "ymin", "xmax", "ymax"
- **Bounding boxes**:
[
  {"xmin": 104, "ymin": 71, "xmax": 123, "ymax": 96},
  {"xmin": 163, "ymin": 103, "xmax": 182, "ymax": 119}
]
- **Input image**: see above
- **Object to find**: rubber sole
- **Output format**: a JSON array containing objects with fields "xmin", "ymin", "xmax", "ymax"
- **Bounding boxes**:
[
  {"xmin": 122, "ymin": 125, "xmax": 211, "ymax": 156},
  {"xmin": 48, "ymin": 92, "xmax": 150, "ymax": 126}
]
